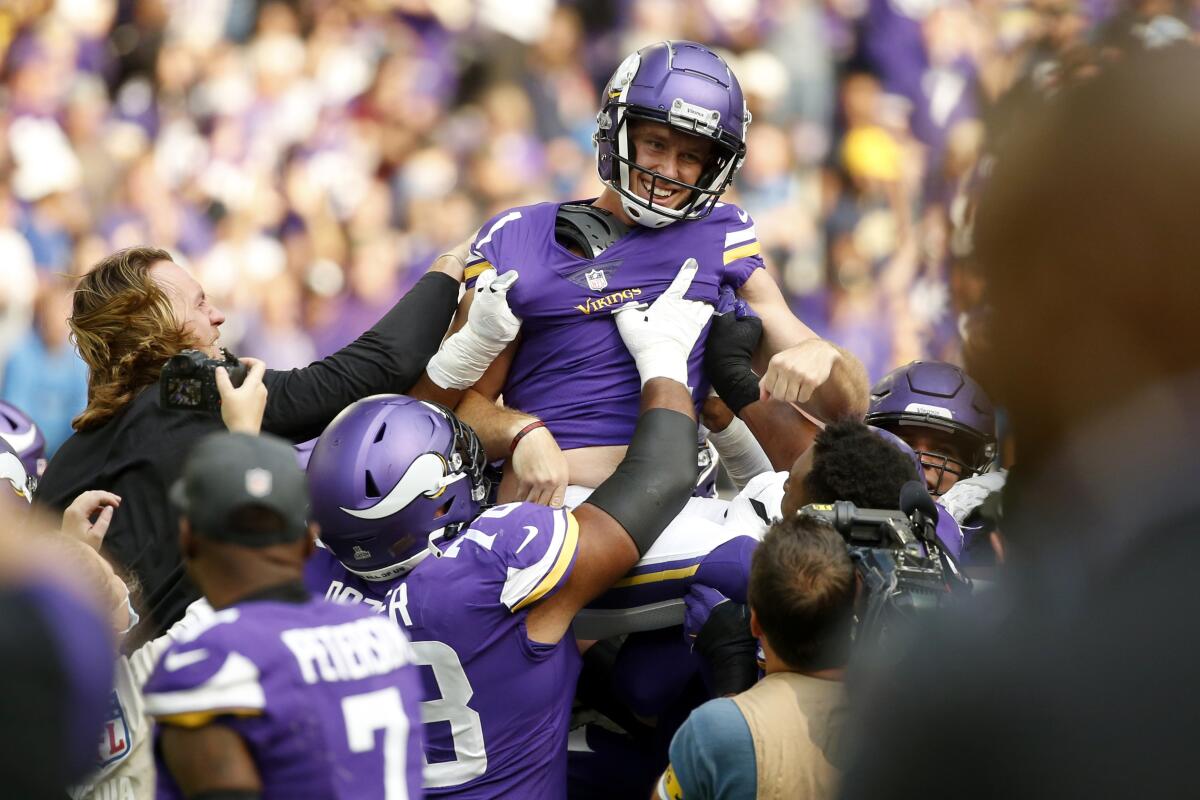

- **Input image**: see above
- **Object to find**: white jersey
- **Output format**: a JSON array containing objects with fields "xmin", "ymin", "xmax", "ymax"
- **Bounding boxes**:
[
  {"xmin": 568, "ymin": 479, "xmax": 774, "ymax": 639},
  {"xmin": 940, "ymin": 470, "xmax": 1008, "ymax": 525},
  {"xmin": 70, "ymin": 599, "xmax": 215, "ymax": 800},
  {"xmin": 722, "ymin": 470, "xmax": 787, "ymax": 537}
]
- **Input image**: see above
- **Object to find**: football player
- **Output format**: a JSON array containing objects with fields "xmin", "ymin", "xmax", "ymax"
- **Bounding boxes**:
[
  {"xmin": 865, "ymin": 360, "xmax": 1005, "ymax": 564},
  {"xmin": 419, "ymin": 41, "xmax": 868, "ymax": 501},
  {"xmin": 142, "ymin": 432, "xmax": 427, "ymax": 799},
  {"xmin": 865, "ymin": 360, "xmax": 998, "ymax": 497},
  {"xmin": 304, "ymin": 261, "xmax": 712, "ymax": 798}
]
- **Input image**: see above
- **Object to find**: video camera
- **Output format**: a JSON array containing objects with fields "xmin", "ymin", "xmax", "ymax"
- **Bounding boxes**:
[
  {"xmin": 799, "ymin": 481, "xmax": 969, "ymax": 647},
  {"xmin": 159, "ymin": 349, "xmax": 247, "ymax": 413}
]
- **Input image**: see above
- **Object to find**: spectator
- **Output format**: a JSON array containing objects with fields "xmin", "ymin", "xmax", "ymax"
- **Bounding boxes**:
[
  {"xmin": 656, "ymin": 515, "xmax": 854, "ymax": 800},
  {"xmin": 2, "ymin": 279, "xmax": 89, "ymax": 456}
]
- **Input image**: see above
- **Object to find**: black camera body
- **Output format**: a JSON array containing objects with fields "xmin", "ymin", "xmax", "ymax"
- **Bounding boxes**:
[
  {"xmin": 159, "ymin": 349, "xmax": 247, "ymax": 413},
  {"xmin": 800, "ymin": 497, "xmax": 968, "ymax": 647}
]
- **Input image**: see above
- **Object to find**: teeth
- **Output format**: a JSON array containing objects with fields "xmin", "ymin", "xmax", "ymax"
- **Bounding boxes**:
[{"xmin": 641, "ymin": 178, "xmax": 674, "ymax": 199}]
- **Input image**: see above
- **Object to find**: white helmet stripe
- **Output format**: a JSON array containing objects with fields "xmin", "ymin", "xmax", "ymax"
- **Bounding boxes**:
[
  {"xmin": 0, "ymin": 427, "xmax": 37, "ymax": 455},
  {"xmin": 339, "ymin": 451, "xmax": 446, "ymax": 521}
]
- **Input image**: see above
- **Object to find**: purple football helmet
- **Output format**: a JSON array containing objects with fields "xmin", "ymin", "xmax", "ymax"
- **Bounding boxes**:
[
  {"xmin": 0, "ymin": 438, "xmax": 34, "ymax": 504},
  {"xmin": 0, "ymin": 401, "xmax": 45, "ymax": 479},
  {"xmin": 594, "ymin": 40, "xmax": 750, "ymax": 228},
  {"xmin": 307, "ymin": 395, "xmax": 488, "ymax": 581},
  {"xmin": 866, "ymin": 361, "xmax": 997, "ymax": 493}
]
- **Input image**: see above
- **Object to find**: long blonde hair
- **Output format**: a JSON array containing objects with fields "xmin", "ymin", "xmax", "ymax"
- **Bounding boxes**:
[{"xmin": 70, "ymin": 247, "xmax": 192, "ymax": 431}]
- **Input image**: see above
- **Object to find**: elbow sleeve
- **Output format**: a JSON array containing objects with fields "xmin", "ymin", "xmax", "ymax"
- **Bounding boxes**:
[{"xmin": 585, "ymin": 408, "xmax": 697, "ymax": 556}]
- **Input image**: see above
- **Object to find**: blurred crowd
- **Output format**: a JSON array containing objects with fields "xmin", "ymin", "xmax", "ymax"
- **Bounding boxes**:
[{"xmin": 0, "ymin": 0, "xmax": 1192, "ymax": 458}]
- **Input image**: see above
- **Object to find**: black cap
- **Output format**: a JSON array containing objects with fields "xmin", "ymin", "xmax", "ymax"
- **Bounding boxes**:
[{"xmin": 171, "ymin": 432, "xmax": 309, "ymax": 546}]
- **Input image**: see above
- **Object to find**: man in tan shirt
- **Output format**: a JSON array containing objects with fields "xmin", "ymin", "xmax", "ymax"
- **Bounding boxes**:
[{"xmin": 655, "ymin": 515, "xmax": 854, "ymax": 800}]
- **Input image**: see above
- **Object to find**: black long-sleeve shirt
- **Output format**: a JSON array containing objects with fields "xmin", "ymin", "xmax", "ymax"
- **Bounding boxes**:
[{"xmin": 36, "ymin": 272, "xmax": 458, "ymax": 640}]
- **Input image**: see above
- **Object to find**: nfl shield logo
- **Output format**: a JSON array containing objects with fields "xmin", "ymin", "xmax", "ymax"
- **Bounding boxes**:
[
  {"xmin": 585, "ymin": 269, "xmax": 608, "ymax": 292},
  {"xmin": 97, "ymin": 690, "xmax": 132, "ymax": 768},
  {"xmin": 245, "ymin": 468, "xmax": 273, "ymax": 498}
]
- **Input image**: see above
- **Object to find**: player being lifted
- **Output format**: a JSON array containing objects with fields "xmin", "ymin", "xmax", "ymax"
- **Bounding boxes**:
[
  {"xmin": 304, "ymin": 261, "xmax": 712, "ymax": 798},
  {"xmin": 419, "ymin": 41, "xmax": 869, "ymax": 502}
]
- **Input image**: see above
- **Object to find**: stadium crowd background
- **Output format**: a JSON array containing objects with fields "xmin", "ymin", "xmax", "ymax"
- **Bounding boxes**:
[{"xmin": 0, "ymin": 0, "xmax": 1179, "ymax": 459}]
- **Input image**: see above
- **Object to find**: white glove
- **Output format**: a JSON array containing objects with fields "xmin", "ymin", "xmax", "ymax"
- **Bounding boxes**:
[
  {"xmin": 426, "ymin": 269, "xmax": 522, "ymax": 390},
  {"xmin": 939, "ymin": 469, "xmax": 1007, "ymax": 524},
  {"xmin": 613, "ymin": 258, "xmax": 714, "ymax": 388}
]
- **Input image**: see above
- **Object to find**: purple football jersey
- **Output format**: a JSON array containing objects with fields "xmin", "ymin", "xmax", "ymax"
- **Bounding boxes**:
[
  {"xmin": 142, "ymin": 593, "xmax": 424, "ymax": 800},
  {"xmin": 304, "ymin": 501, "xmax": 582, "ymax": 799},
  {"xmin": 464, "ymin": 200, "xmax": 764, "ymax": 450}
]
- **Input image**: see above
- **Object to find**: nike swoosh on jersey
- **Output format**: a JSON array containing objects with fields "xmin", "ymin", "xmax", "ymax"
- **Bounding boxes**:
[
  {"xmin": 163, "ymin": 648, "xmax": 209, "ymax": 672},
  {"xmin": 737, "ymin": 209, "xmax": 749, "ymax": 223},
  {"xmin": 340, "ymin": 452, "xmax": 447, "ymax": 521},
  {"xmin": 515, "ymin": 525, "xmax": 539, "ymax": 554},
  {"xmin": 0, "ymin": 427, "xmax": 37, "ymax": 455}
]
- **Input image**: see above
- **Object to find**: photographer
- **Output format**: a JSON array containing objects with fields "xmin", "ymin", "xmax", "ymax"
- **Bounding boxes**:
[
  {"xmin": 36, "ymin": 246, "xmax": 463, "ymax": 638},
  {"xmin": 656, "ymin": 515, "xmax": 854, "ymax": 800}
]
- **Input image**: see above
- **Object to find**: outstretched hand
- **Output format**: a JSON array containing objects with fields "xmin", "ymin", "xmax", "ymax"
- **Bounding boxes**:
[{"xmin": 613, "ymin": 258, "xmax": 714, "ymax": 387}]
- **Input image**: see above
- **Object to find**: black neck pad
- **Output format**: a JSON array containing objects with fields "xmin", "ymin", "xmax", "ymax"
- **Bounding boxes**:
[{"xmin": 555, "ymin": 203, "xmax": 632, "ymax": 259}]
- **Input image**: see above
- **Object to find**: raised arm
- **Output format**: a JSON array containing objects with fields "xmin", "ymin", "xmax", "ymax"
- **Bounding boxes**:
[
  {"xmin": 410, "ymin": 267, "xmax": 571, "ymax": 507},
  {"xmin": 260, "ymin": 253, "xmax": 464, "ymax": 441},
  {"xmin": 705, "ymin": 300, "xmax": 822, "ymax": 469},
  {"xmin": 736, "ymin": 268, "xmax": 869, "ymax": 421},
  {"xmin": 526, "ymin": 260, "xmax": 710, "ymax": 644}
]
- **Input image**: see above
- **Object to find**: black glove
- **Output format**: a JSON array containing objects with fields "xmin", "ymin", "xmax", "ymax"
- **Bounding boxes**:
[
  {"xmin": 704, "ymin": 302, "xmax": 763, "ymax": 416},
  {"xmin": 694, "ymin": 600, "xmax": 760, "ymax": 697}
]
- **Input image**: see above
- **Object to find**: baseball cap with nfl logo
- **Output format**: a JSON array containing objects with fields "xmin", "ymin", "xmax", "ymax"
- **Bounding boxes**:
[{"xmin": 171, "ymin": 432, "xmax": 309, "ymax": 546}]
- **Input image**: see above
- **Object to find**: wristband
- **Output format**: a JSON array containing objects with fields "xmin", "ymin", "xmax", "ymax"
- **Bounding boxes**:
[{"xmin": 509, "ymin": 420, "xmax": 546, "ymax": 455}]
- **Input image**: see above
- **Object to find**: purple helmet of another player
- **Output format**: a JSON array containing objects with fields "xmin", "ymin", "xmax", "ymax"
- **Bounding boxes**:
[
  {"xmin": 866, "ymin": 361, "xmax": 996, "ymax": 495},
  {"xmin": 0, "ymin": 438, "xmax": 34, "ymax": 504},
  {"xmin": 307, "ymin": 395, "xmax": 489, "ymax": 581},
  {"xmin": 0, "ymin": 401, "xmax": 45, "ymax": 479},
  {"xmin": 594, "ymin": 40, "xmax": 751, "ymax": 228}
]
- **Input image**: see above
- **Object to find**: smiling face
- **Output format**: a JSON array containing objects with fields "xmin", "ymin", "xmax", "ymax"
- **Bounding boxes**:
[
  {"xmin": 149, "ymin": 260, "xmax": 226, "ymax": 358},
  {"xmin": 627, "ymin": 119, "xmax": 714, "ymax": 211}
]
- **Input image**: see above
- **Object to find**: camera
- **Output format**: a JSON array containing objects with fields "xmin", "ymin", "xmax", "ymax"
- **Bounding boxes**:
[
  {"xmin": 800, "ymin": 490, "xmax": 969, "ymax": 647},
  {"xmin": 159, "ymin": 349, "xmax": 247, "ymax": 413}
]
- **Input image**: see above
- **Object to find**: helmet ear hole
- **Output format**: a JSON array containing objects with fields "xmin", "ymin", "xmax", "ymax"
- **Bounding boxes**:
[
  {"xmin": 373, "ymin": 423, "xmax": 387, "ymax": 443},
  {"xmin": 365, "ymin": 470, "xmax": 381, "ymax": 498}
]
